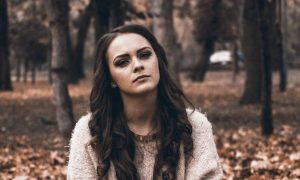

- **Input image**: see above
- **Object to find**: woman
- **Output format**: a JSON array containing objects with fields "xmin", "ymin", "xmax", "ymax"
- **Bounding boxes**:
[{"xmin": 67, "ymin": 24, "xmax": 223, "ymax": 180}]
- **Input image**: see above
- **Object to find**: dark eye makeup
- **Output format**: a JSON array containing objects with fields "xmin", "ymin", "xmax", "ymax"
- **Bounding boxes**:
[
  {"xmin": 138, "ymin": 51, "xmax": 152, "ymax": 59},
  {"xmin": 113, "ymin": 48, "xmax": 153, "ymax": 68},
  {"xmin": 114, "ymin": 57, "xmax": 129, "ymax": 67}
]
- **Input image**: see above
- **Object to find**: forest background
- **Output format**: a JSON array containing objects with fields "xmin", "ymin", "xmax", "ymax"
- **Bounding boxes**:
[{"xmin": 0, "ymin": 0, "xmax": 300, "ymax": 179}]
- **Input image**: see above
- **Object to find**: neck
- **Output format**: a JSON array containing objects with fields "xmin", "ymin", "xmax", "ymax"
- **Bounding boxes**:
[{"xmin": 121, "ymin": 90, "xmax": 158, "ymax": 136}]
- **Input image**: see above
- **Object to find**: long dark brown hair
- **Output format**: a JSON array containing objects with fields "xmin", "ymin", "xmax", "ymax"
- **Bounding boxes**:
[{"xmin": 89, "ymin": 24, "xmax": 194, "ymax": 180}]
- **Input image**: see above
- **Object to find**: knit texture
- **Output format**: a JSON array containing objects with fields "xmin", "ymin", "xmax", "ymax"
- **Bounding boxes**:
[{"xmin": 67, "ymin": 109, "xmax": 223, "ymax": 179}]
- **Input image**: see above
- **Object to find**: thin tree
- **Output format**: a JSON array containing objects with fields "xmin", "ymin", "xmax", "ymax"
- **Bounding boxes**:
[
  {"xmin": 190, "ymin": 0, "xmax": 219, "ymax": 82},
  {"xmin": 159, "ymin": 0, "xmax": 182, "ymax": 86},
  {"xmin": 46, "ymin": 0, "xmax": 75, "ymax": 139},
  {"xmin": 256, "ymin": 0, "xmax": 274, "ymax": 136},
  {"xmin": 278, "ymin": 0, "xmax": 287, "ymax": 92},
  {"xmin": 94, "ymin": 0, "xmax": 126, "ymax": 40},
  {"xmin": 231, "ymin": 0, "xmax": 245, "ymax": 83},
  {"xmin": 267, "ymin": 0, "xmax": 287, "ymax": 92},
  {"xmin": 149, "ymin": 0, "xmax": 181, "ymax": 85},
  {"xmin": 240, "ymin": 0, "xmax": 263, "ymax": 104},
  {"xmin": 94, "ymin": 0, "xmax": 110, "ymax": 40},
  {"xmin": 73, "ymin": 0, "xmax": 95, "ymax": 79},
  {"xmin": 109, "ymin": 0, "xmax": 126, "ymax": 29},
  {"xmin": 231, "ymin": 41, "xmax": 240, "ymax": 83},
  {"xmin": 0, "ymin": 0, "xmax": 12, "ymax": 91},
  {"xmin": 191, "ymin": 0, "xmax": 241, "ymax": 82}
]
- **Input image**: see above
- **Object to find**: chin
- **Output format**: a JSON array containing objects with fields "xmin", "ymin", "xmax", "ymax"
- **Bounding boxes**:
[
  {"xmin": 135, "ymin": 84, "xmax": 157, "ymax": 95},
  {"xmin": 129, "ymin": 82, "xmax": 158, "ymax": 96}
]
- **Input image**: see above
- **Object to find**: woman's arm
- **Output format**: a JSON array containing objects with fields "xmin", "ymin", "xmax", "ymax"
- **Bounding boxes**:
[
  {"xmin": 67, "ymin": 114, "xmax": 98, "ymax": 180},
  {"xmin": 186, "ymin": 109, "xmax": 223, "ymax": 180}
]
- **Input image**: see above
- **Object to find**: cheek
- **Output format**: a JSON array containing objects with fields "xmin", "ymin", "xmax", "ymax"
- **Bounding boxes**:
[
  {"xmin": 108, "ymin": 65, "xmax": 116, "ymax": 82},
  {"xmin": 153, "ymin": 61, "xmax": 160, "ymax": 82},
  {"xmin": 108, "ymin": 64, "xmax": 122, "ymax": 84},
  {"xmin": 110, "ymin": 68, "xmax": 131, "ymax": 86},
  {"xmin": 111, "ymin": 71, "xmax": 124, "ymax": 83}
]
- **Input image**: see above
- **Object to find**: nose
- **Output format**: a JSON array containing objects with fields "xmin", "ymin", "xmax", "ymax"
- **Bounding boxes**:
[{"xmin": 133, "ymin": 58, "xmax": 144, "ymax": 73}]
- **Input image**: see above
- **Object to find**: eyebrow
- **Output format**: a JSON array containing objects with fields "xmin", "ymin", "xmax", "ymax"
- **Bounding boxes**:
[{"xmin": 113, "ymin": 46, "xmax": 152, "ymax": 62}]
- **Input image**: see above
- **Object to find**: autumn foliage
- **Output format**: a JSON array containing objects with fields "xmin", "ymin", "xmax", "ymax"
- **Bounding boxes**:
[{"xmin": 1, "ymin": 71, "xmax": 299, "ymax": 179}]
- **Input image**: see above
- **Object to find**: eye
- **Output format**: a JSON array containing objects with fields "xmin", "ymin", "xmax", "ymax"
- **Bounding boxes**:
[
  {"xmin": 138, "ymin": 51, "xmax": 152, "ymax": 59},
  {"xmin": 114, "ymin": 58, "xmax": 129, "ymax": 67}
]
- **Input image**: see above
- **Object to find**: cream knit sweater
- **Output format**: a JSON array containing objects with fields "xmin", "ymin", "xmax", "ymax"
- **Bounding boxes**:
[{"xmin": 67, "ymin": 109, "xmax": 223, "ymax": 179}]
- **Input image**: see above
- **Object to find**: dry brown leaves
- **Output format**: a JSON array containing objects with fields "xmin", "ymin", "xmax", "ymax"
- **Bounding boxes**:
[
  {"xmin": 1, "ymin": 70, "xmax": 299, "ymax": 179},
  {"xmin": 216, "ymin": 126, "xmax": 300, "ymax": 179},
  {"xmin": 0, "ymin": 133, "xmax": 67, "ymax": 179}
]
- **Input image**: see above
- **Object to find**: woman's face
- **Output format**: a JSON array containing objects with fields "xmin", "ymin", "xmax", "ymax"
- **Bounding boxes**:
[{"xmin": 106, "ymin": 33, "xmax": 160, "ymax": 96}]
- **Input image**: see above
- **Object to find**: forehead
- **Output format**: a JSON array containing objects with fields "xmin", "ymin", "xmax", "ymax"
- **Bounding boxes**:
[{"xmin": 107, "ymin": 33, "xmax": 152, "ymax": 59}]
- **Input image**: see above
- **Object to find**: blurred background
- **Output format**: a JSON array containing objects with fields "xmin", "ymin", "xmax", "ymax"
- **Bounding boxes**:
[{"xmin": 0, "ymin": 0, "xmax": 299, "ymax": 179}]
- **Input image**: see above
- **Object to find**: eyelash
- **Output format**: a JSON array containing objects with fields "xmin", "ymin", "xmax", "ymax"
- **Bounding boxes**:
[
  {"xmin": 114, "ymin": 51, "xmax": 152, "ymax": 67},
  {"xmin": 115, "ymin": 59, "xmax": 129, "ymax": 67},
  {"xmin": 139, "ymin": 51, "xmax": 152, "ymax": 59}
]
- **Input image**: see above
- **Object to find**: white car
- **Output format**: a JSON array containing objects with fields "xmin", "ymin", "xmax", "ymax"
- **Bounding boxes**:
[{"xmin": 210, "ymin": 50, "xmax": 232, "ymax": 65}]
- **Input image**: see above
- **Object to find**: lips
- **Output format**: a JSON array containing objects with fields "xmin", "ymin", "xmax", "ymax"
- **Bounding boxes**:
[{"xmin": 133, "ymin": 75, "xmax": 150, "ymax": 83}]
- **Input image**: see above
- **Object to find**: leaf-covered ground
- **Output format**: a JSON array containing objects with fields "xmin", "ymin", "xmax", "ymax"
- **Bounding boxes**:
[{"xmin": 0, "ymin": 70, "xmax": 299, "ymax": 179}]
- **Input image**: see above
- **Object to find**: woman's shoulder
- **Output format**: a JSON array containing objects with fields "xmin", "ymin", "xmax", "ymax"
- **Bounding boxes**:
[
  {"xmin": 185, "ymin": 108, "xmax": 223, "ymax": 179},
  {"xmin": 186, "ymin": 108, "xmax": 212, "ymax": 134},
  {"xmin": 75, "ymin": 113, "xmax": 92, "ymax": 128},
  {"xmin": 70, "ymin": 113, "xmax": 92, "ymax": 143},
  {"xmin": 68, "ymin": 113, "xmax": 99, "ymax": 179},
  {"xmin": 74, "ymin": 113, "xmax": 92, "ymax": 131}
]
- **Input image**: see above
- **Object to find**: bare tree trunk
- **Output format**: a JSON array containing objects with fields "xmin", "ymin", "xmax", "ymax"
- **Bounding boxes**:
[
  {"xmin": 190, "ymin": 40, "xmax": 214, "ymax": 82},
  {"xmin": 66, "ymin": 35, "xmax": 76, "ymax": 84},
  {"xmin": 190, "ymin": 0, "xmax": 220, "ymax": 82},
  {"xmin": 0, "ymin": 0, "xmax": 12, "ymax": 91},
  {"xmin": 94, "ymin": 0, "xmax": 110, "ymax": 40},
  {"xmin": 24, "ymin": 59, "xmax": 29, "ymax": 83},
  {"xmin": 268, "ymin": 0, "xmax": 287, "ymax": 92},
  {"xmin": 256, "ymin": 0, "xmax": 273, "ymax": 136},
  {"xmin": 94, "ymin": 0, "xmax": 126, "ymax": 39},
  {"xmin": 150, "ymin": 0, "xmax": 159, "ymax": 33},
  {"xmin": 231, "ymin": 40, "xmax": 239, "ymax": 83},
  {"xmin": 16, "ymin": 58, "xmax": 21, "ymax": 82},
  {"xmin": 74, "ymin": 0, "xmax": 94, "ymax": 80},
  {"xmin": 109, "ymin": 0, "xmax": 125, "ymax": 29},
  {"xmin": 47, "ymin": 0, "xmax": 75, "ymax": 139},
  {"xmin": 48, "ymin": 0, "xmax": 77, "ymax": 84},
  {"xmin": 155, "ymin": 0, "xmax": 182, "ymax": 86},
  {"xmin": 278, "ymin": 0, "xmax": 287, "ymax": 92},
  {"xmin": 232, "ymin": 0, "xmax": 244, "ymax": 83},
  {"xmin": 47, "ymin": 38, "xmax": 52, "ymax": 84},
  {"xmin": 31, "ymin": 60, "xmax": 36, "ymax": 84},
  {"xmin": 298, "ymin": 33, "xmax": 300, "ymax": 62},
  {"xmin": 240, "ymin": 0, "xmax": 262, "ymax": 104}
]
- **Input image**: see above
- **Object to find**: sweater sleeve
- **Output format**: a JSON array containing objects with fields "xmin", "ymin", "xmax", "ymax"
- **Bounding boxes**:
[
  {"xmin": 186, "ymin": 109, "xmax": 223, "ymax": 180},
  {"xmin": 67, "ymin": 114, "xmax": 98, "ymax": 180}
]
